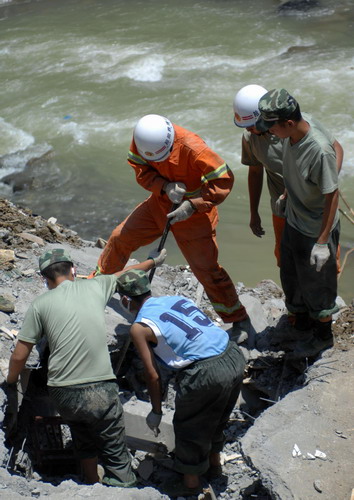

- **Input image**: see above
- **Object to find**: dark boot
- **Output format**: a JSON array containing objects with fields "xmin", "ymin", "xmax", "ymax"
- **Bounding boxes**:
[
  {"xmin": 294, "ymin": 312, "xmax": 315, "ymax": 331},
  {"xmin": 292, "ymin": 320, "xmax": 333, "ymax": 358}
]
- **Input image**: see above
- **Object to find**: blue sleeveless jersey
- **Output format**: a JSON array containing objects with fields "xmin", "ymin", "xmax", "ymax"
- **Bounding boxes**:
[{"xmin": 135, "ymin": 296, "xmax": 229, "ymax": 369}]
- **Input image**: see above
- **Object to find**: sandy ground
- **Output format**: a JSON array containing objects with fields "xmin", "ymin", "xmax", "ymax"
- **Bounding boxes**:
[{"xmin": 0, "ymin": 198, "xmax": 353, "ymax": 500}]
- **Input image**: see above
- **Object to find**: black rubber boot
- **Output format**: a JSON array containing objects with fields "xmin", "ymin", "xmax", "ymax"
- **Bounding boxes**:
[
  {"xmin": 294, "ymin": 312, "xmax": 315, "ymax": 331},
  {"xmin": 292, "ymin": 320, "xmax": 333, "ymax": 359},
  {"xmin": 314, "ymin": 319, "xmax": 333, "ymax": 340}
]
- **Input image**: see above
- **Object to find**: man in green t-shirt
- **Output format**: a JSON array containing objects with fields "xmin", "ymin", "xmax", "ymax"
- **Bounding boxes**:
[
  {"xmin": 4, "ymin": 246, "xmax": 166, "ymax": 487},
  {"xmin": 257, "ymin": 88, "xmax": 340, "ymax": 358},
  {"xmin": 233, "ymin": 84, "xmax": 343, "ymax": 271}
]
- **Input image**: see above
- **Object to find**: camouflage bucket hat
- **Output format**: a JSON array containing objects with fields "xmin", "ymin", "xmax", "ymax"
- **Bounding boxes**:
[
  {"xmin": 116, "ymin": 269, "xmax": 151, "ymax": 297},
  {"xmin": 39, "ymin": 248, "xmax": 73, "ymax": 272},
  {"xmin": 256, "ymin": 88, "xmax": 298, "ymax": 132}
]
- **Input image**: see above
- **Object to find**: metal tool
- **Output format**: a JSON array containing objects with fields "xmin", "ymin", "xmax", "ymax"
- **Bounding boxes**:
[
  {"xmin": 115, "ymin": 202, "xmax": 178, "ymax": 376},
  {"xmin": 149, "ymin": 202, "xmax": 178, "ymax": 282}
]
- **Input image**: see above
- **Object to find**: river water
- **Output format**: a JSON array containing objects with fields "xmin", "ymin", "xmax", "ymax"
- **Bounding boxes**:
[{"xmin": 1, "ymin": 0, "xmax": 353, "ymax": 302}]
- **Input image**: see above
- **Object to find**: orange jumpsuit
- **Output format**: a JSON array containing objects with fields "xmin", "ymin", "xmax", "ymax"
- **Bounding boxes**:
[
  {"xmin": 98, "ymin": 124, "xmax": 248, "ymax": 324},
  {"xmin": 272, "ymin": 214, "xmax": 286, "ymax": 267}
]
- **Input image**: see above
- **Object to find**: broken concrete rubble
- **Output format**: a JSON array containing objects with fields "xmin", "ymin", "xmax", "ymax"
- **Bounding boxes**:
[
  {"xmin": 0, "ymin": 199, "xmax": 353, "ymax": 499},
  {"xmin": 241, "ymin": 349, "xmax": 354, "ymax": 500}
]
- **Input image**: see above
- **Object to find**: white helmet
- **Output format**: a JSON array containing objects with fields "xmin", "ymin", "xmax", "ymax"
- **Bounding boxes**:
[
  {"xmin": 134, "ymin": 114, "xmax": 175, "ymax": 162},
  {"xmin": 233, "ymin": 84, "xmax": 268, "ymax": 128}
]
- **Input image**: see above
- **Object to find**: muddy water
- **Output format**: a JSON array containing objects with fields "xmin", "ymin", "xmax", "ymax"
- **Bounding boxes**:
[{"xmin": 0, "ymin": 0, "xmax": 353, "ymax": 302}]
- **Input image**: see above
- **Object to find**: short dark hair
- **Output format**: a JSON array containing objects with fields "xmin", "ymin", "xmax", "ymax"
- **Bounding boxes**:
[
  {"xmin": 41, "ymin": 261, "xmax": 72, "ymax": 281},
  {"xmin": 130, "ymin": 291, "xmax": 151, "ymax": 305},
  {"xmin": 278, "ymin": 102, "xmax": 302, "ymax": 124}
]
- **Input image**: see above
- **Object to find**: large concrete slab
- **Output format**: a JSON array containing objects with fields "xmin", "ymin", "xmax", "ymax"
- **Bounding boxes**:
[
  {"xmin": 241, "ymin": 349, "xmax": 354, "ymax": 500},
  {"xmin": 123, "ymin": 398, "xmax": 175, "ymax": 453},
  {"xmin": 239, "ymin": 293, "xmax": 269, "ymax": 335},
  {"xmin": 239, "ymin": 292, "xmax": 269, "ymax": 348}
]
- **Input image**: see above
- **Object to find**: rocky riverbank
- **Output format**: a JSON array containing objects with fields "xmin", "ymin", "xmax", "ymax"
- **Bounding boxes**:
[{"xmin": 0, "ymin": 198, "xmax": 353, "ymax": 500}]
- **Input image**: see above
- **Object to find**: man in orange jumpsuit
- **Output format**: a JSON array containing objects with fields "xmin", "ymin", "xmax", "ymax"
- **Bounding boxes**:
[{"xmin": 95, "ymin": 114, "xmax": 249, "ymax": 334}]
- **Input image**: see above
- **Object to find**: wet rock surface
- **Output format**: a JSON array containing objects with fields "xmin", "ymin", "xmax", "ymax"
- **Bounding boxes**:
[{"xmin": 0, "ymin": 198, "xmax": 353, "ymax": 499}]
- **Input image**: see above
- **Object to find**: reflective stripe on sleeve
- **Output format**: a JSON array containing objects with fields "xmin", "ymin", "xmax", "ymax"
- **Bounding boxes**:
[
  {"xmin": 201, "ymin": 163, "xmax": 230, "ymax": 184},
  {"xmin": 184, "ymin": 188, "xmax": 202, "ymax": 198},
  {"xmin": 128, "ymin": 150, "xmax": 149, "ymax": 166},
  {"xmin": 211, "ymin": 300, "xmax": 243, "ymax": 314}
]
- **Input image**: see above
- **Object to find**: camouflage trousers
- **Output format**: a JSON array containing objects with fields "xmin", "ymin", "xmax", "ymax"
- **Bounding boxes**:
[{"xmin": 48, "ymin": 380, "xmax": 135, "ymax": 484}]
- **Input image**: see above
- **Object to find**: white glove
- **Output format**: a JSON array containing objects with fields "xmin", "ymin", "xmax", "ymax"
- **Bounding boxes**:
[
  {"xmin": 165, "ymin": 182, "xmax": 186, "ymax": 204},
  {"xmin": 148, "ymin": 248, "xmax": 167, "ymax": 267},
  {"xmin": 275, "ymin": 194, "xmax": 287, "ymax": 217},
  {"xmin": 310, "ymin": 243, "xmax": 330, "ymax": 272},
  {"xmin": 146, "ymin": 410, "xmax": 162, "ymax": 437},
  {"xmin": 167, "ymin": 201, "xmax": 195, "ymax": 225}
]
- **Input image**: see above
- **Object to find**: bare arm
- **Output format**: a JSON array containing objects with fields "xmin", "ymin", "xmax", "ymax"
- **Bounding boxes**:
[
  {"xmin": 317, "ymin": 190, "xmax": 339, "ymax": 244},
  {"xmin": 113, "ymin": 258, "xmax": 155, "ymax": 278},
  {"xmin": 188, "ymin": 164, "xmax": 234, "ymax": 213},
  {"xmin": 248, "ymin": 165, "xmax": 265, "ymax": 237},
  {"xmin": 7, "ymin": 340, "xmax": 34, "ymax": 384},
  {"xmin": 130, "ymin": 323, "xmax": 162, "ymax": 414}
]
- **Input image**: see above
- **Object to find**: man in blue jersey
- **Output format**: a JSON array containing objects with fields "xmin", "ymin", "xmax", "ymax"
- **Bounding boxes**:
[{"xmin": 116, "ymin": 269, "xmax": 246, "ymax": 498}]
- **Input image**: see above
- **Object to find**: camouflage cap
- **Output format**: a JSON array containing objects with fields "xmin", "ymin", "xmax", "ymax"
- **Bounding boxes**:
[
  {"xmin": 39, "ymin": 248, "xmax": 73, "ymax": 272},
  {"xmin": 256, "ymin": 88, "xmax": 298, "ymax": 132},
  {"xmin": 116, "ymin": 269, "xmax": 151, "ymax": 297}
]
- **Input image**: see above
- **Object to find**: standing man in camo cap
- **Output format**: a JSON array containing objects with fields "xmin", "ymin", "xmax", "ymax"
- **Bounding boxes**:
[
  {"xmin": 232, "ymin": 84, "xmax": 343, "ymax": 269},
  {"xmin": 257, "ymin": 88, "xmax": 340, "ymax": 358},
  {"xmin": 4, "ymin": 246, "xmax": 166, "ymax": 487},
  {"xmin": 116, "ymin": 269, "xmax": 245, "ymax": 497}
]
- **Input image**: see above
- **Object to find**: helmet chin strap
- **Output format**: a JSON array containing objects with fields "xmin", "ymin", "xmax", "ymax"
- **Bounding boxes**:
[{"xmin": 153, "ymin": 148, "xmax": 172, "ymax": 162}]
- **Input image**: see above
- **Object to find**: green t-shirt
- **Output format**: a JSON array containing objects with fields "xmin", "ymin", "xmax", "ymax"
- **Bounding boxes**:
[
  {"xmin": 283, "ymin": 126, "xmax": 339, "ymax": 237},
  {"xmin": 242, "ymin": 131, "xmax": 284, "ymax": 214},
  {"xmin": 18, "ymin": 275, "xmax": 118, "ymax": 387},
  {"xmin": 241, "ymin": 113, "xmax": 336, "ymax": 215}
]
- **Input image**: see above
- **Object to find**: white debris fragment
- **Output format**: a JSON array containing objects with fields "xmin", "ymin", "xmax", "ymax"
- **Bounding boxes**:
[
  {"xmin": 224, "ymin": 452, "xmax": 243, "ymax": 463},
  {"xmin": 0, "ymin": 326, "xmax": 16, "ymax": 341},
  {"xmin": 335, "ymin": 430, "xmax": 348, "ymax": 439},
  {"xmin": 307, "ymin": 453, "xmax": 316, "ymax": 460},
  {"xmin": 292, "ymin": 444, "xmax": 302, "ymax": 457},
  {"xmin": 314, "ymin": 449, "xmax": 327, "ymax": 460},
  {"xmin": 313, "ymin": 479, "xmax": 323, "ymax": 493},
  {"xmin": 22, "ymin": 269, "xmax": 35, "ymax": 277}
]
